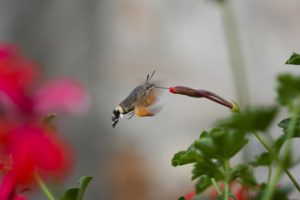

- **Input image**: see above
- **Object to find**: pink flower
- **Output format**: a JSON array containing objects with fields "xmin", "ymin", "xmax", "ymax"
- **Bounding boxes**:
[
  {"xmin": 0, "ymin": 45, "xmax": 37, "ymax": 113},
  {"xmin": 0, "ymin": 44, "xmax": 85, "ymax": 199},
  {"xmin": 0, "ymin": 172, "xmax": 28, "ymax": 200},
  {"xmin": 209, "ymin": 182, "xmax": 251, "ymax": 200},
  {"xmin": 185, "ymin": 191, "xmax": 196, "ymax": 200},
  {"xmin": 34, "ymin": 78, "xmax": 89, "ymax": 115},
  {"xmin": 0, "ymin": 45, "xmax": 89, "ymax": 117},
  {"xmin": 12, "ymin": 195, "xmax": 27, "ymax": 200},
  {"xmin": 4, "ymin": 125, "xmax": 72, "ymax": 185},
  {"xmin": 0, "ymin": 122, "xmax": 72, "ymax": 200}
]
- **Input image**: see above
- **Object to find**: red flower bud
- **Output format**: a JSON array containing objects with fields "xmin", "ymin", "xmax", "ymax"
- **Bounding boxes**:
[
  {"xmin": 169, "ymin": 87, "xmax": 175, "ymax": 94},
  {"xmin": 169, "ymin": 86, "xmax": 235, "ymax": 110}
]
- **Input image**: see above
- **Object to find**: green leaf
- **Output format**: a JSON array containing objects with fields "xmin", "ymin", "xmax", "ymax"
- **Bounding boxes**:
[
  {"xmin": 192, "ymin": 158, "xmax": 223, "ymax": 180},
  {"xmin": 272, "ymin": 134, "xmax": 286, "ymax": 152},
  {"xmin": 178, "ymin": 197, "xmax": 185, "ymax": 200},
  {"xmin": 217, "ymin": 106, "xmax": 278, "ymax": 132},
  {"xmin": 77, "ymin": 176, "xmax": 93, "ymax": 200},
  {"xmin": 273, "ymin": 117, "xmax": 300, "ymax": 152},
  {"xmin": 285, "ymin": 52, "xmax": 300, "ymax": 65},
  {"xmin": 252, "ymin": 152, "xmax": 274, "ymax": 166},
  {"xmin": 277, "ymin": 74, "xmax": 300, "ymax": 106},
  {"xmin": 195, "ymin": 175, "xmax": 212, "ymax": 193},
  {"xmin": 200, "ymin": 130, "xmax": 209, "ymax": 138},
  {"xmin": 40, "ymin": 113, "xmax": 58, "ymax": 131},
  {"xmin": 61, "ymin": 176, "xmax": 92, "ymax": 200},
  {"xmin": 172, "ymin": 145, "xmax": 203, "ymax": 167},
  {"xmin": 194, "ymin": 128, "xmax": 248, "ymax": 160},
  {"xmin": 270, "ymin": 135, "xmax": 294, "ymax": 168},
  {"xmin": 61, "ymin": 188, "xmax": 79, "ymax": 200},
  {"xmin": 278, "ymin": 117, "xmax": 300, "ymax": 137},
  {"xmin": 231, "ymin": 164, "xmax": 256, "ymax": 186}
]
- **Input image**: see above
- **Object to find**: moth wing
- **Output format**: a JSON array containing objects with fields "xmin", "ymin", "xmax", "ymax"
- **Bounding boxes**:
[
  {"xmin": 134, "ymin": 104, "xmax": 154, "ymax": 117},
  {"xmin": 142, "ymin": 88, "xmax": 157, "ymax": 107}
]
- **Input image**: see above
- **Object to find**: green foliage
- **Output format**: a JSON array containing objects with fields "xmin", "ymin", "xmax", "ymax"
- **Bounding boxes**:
[
  {"xmin": 172, "ymin": 145, "xmax": 203, "ymax": 166},
  {"xmin": 195, "ymin": 175, "xmax": 211, "ymax": 193},
  {"xmin": 252, "ymin": 152, "xmax": 273, "ymax": 166},
  {"xmin": 272, "ymin": 117, "xmax": 300, "ymax": 153},
  {"xmin": 178, "ymin": 197, "xmax": 185, "ymax": 200},
  {"xmin": 192, "ymin": 159, "xmax": 223, "ymax": 180},
  {"xmin": 60, "ymin": 176, "xmax": 93, "ymax": 200},
  {"xmin": 194, "ymin": 128, "xmax": 248, "ymax": 160},
  {"xmin": 278, "ymin": 117, "xmax": 300, "ymax": 136},
  {"xmin": 173, "ymin": 53, "xmax": 300, "ymax": 200},
  {"xmin": 173, "ymin": 128, "xmax": 249, "ymax": 197},
  {"xmin": 285, "ymin": 52, "xmax": 300, "ymax": 65},
  {"xmin": 277, "ymin": 74, "xmax": 300, "ymax": 106},
  {"xmin": 231, "ymin": 164, "xmax": 256, "ymax": 186},
  {"xmin": 217, "ymin": 106, "xmax": 278, "ymax": 132}
]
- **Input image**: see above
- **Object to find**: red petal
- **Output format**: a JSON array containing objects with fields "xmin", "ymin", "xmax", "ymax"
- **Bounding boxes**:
[
  {"xmin": 0, "ymin": 172, "xmax": 16, "ymax": 200},
  {"xmin": 0, "ymin": 45, "xmax": 38, "ymax": 113},
  {"xmin": 185, "ymin": 191, "xmax": 196, "ymax": 200},
  {"xmin": 5, "ymin": 125, "xmax": 72, "ymax": 185},
  {"xmin": 13, "ymin": 194, "xmax": 28, "ymax": 200}
]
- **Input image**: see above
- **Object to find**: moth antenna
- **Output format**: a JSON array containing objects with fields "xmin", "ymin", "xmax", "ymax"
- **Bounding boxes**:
[
  {"xmin": 149, "ymin": 70, "xmax": 156, "ymax": 81},
  {"xmin": 146, "ymin": 70, "xmax": 155, "ymax": 84}
]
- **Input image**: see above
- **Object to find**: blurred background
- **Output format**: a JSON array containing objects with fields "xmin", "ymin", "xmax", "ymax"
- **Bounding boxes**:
[{"xmin": 1, "ymin": 0, "xmax": 300, "ymax": 199}]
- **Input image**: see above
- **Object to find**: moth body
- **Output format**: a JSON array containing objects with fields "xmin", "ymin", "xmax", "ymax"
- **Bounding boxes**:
[{"xmin": 112, "ymin": 71, "xmax": 157, "ymax": 128}]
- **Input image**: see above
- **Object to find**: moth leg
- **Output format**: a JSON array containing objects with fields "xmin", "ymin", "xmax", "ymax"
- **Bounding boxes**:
[{"xmin": 128, "ymin": 111, "xmax": 135, "ymax": 119}]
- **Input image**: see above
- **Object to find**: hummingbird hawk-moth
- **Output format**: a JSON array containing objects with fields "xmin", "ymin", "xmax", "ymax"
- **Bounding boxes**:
[{"xmin": 112, "ymin": 71, "xmax": 159, "ymax": 127}]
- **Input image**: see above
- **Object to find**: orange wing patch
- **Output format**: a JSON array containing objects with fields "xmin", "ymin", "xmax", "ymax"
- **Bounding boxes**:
[
  {"xmin": 135, "ymin": 88, "xmax": 159, "ymax": 117},
  {"xmin": 134, "ymin": 105, "xmax": 154, "ymax": 117},
  {"xmin": 142, "ymin": 88, "xmax": 157, "ymax": 106}
]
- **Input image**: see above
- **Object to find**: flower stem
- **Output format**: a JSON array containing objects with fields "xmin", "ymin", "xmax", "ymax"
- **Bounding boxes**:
[
  {"xmin": 267, "ymin": 165, "xmax": 272, "ymax": 184},
  {"xmin": 262, "ymin": 103, "xmax": 300, "ymax": 200},
  {"xmin": 35, "ymin": 173, "xmax": 56, "ymax": 200},
  {"xmin": 252, "ymin": 131, "xmax": 300, "ymax": 192},
  {"xmin": 219, "ymin": 0, "xmax": 250, "ymax": 163},
  {"xmin": 224, "ymin": 159, "xmax": 231, "ymax": 200},
  {"xmin": 210, "ymin": 178, "xmax": 222, "ymax": 195},
  {"xmin": 219, "ymin": 0, "xmax": 249, "ymax": 109}
]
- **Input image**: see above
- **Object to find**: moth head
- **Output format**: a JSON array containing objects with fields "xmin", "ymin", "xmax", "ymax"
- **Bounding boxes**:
[{"xmin": 112, "ymin": 106, "xmax": 124, "ymax": 128}]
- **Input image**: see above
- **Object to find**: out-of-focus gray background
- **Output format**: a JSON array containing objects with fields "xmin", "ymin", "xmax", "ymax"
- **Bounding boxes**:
[{"xmin": 1, "ymin": 0, "xmax": 300, "ymax": 199}]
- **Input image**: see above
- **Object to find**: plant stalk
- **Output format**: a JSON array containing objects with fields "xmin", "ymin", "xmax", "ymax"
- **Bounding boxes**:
[
  {"xmin": 224, "ymin": 159, "xmax": 231, "ymax": 200},
  {"xmin": 211, "ymin": 178, "xmax": 222, "ymax": 195},
  {"xmin": 219, "ymin": 0, "xmax": 249, "ymax": 109},
  {"xmin": 35, "ymin": 173, "xmax": 56, "ymax": 200},
  {"xmin": 252, "ymin": 131, "xmax": 300, "ymax": 192},
  {"xmin": 262, "ymin": 103, "xmax": 300, "ymax": 200},
  {"xmin": 267, "ymin": 165, "xmax": 272, "ymax": 184},
  {"xmin": 219, "ymin": 0, "xmax": 251, "ymax": 164}
]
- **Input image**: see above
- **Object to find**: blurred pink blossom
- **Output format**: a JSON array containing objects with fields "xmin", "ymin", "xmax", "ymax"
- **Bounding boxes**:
[
  {"xmin": 5, "ymin": 125, "xmax": 73, "ymax": 185},
  {"xmin": 0, "ymin": 44, "xmax": 87, "ymax": 200},
  {"xmin": 0, "ymin": 45, "xmax": 89, "ymax": 117},
  {"xmin": 185, "ymin": 191, "xmax": 196, "ymax": 200},
  {"xmin": 0, "ymin": 123, "xmax": 72, "ymax": 200},
  {"xmin": 0, "ymin": 172, "xmax": 28, "ymax": 200},
  {"xmin": 0, "ymin": 45, "xmax": 38, "ymax": 113},
  {"xmin": 34, "ymin": 78, "xmax": 89, "ymax": 115}
]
